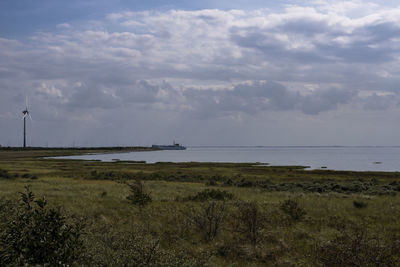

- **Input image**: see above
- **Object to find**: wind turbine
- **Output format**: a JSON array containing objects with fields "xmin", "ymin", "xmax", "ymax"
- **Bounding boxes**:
[{"xmin": 22, "ymin": 96, "xmax": 32, "ymax": 148}]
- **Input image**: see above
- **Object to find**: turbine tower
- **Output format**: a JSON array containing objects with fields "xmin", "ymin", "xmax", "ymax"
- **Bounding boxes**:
[{"xmin": 22, "ymin": 97, "xmax": 32, "ymax": 148}]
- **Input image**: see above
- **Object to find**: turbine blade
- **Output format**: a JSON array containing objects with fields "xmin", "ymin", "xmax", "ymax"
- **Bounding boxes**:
[
  {"xmin": 28, "ymin": 113, "xmax": 33, "ymax": 121},
  {"xmin": 22, "ymin": 114, "xmax": 27, "ymax": 120},
  {"xmin": 26, "ymin": 96, "xmax": 28, "ymax": 109}
]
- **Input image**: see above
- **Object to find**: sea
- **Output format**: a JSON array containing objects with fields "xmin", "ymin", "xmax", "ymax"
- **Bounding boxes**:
[{"xmin": 55, "ymin": 146, "xmax": 400, "ymax": 172}]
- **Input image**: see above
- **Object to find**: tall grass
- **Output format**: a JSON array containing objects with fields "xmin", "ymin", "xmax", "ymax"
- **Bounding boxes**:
[{"xmin": 0, "ymin": 149, "xmax": 400, "ymax": 265}]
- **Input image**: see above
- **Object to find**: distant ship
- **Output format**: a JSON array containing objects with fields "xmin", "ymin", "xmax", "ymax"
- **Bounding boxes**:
[{"xmin": 152, "ymin": 142, "xmax": 186, "ymax": 150}]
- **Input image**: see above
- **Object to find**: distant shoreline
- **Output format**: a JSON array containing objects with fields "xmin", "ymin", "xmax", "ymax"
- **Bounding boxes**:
[
  {"xmin": 2, "ymin": 145, "xmax": 400, "ymax": 150},
  {"xmin": 0, "ymin": 147, "xmax": 159, "ymax": 160},
  {"xmin": 0, "ymin": 146, "xmax": 158, "ymax": 151}
]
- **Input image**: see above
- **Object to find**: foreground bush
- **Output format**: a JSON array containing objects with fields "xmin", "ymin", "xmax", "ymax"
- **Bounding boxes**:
[{"xmin": 0, "ymin": 187, "xmax": 84, "ymax": 266}]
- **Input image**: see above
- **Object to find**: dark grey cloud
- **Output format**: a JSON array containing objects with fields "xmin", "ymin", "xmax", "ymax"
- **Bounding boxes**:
[
  {"xmin": 298, "ymin": 88, "xmax": 356, "ymax": 115},
  {"xmin": 362, "ymin": 22, "xmax": 400, "ymax": 44},
  {"xmin": 231, "ymin": 19, "xmax": 400, "ymax": 65},
  {"xmin": 184, "ymin": 82, "xmax": 357, "ymax": 119},
  {"xmin": 117, "ymin": 80, "xmax": 160, "ymax": 104},
  {"xmin": 66, "ymin": 84, "xmax": 120, "ymax": 109},
  {"xmin": 233, "ymin": 82, "xmax": 299, "ymax": 111},
  {"xmin": 278, "ymin": 18, "xmax": 330, "ymax": 36},
  {"xmin": 363, "ymin": 93, "xmax": 395, "ymax": 111}
]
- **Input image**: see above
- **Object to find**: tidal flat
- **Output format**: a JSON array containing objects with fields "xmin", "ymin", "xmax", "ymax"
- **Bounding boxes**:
[{"xmin": 0, "ymin": 148, "xmax": 400, "ymax": 266}]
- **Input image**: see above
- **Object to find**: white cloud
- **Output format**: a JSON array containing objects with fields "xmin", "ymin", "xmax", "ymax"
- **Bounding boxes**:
[
  {"xmin": 56, "ymin": 23, "xmax": 71, "ymax": 29},
  {"xmin": 36, "ymin": 82, "xmax": 63, "ymax": 98}
]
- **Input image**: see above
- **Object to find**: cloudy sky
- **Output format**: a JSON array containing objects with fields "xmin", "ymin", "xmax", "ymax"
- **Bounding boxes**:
[{"xmin": 1, "ymin": 0, "xmax": 400, "ymax": 146}]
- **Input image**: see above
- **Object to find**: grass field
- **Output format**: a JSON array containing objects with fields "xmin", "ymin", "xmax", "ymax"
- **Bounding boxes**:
[{"xmin": 0, "ymin": 148, "xmax": 400, "ymax": 266}]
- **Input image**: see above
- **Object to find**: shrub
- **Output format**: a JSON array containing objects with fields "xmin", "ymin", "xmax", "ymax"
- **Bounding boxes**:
[
  {"xmin": 0, "ymin": 169, "xmax": 13, "ymax": 179},
  {"xmin": 90, "ymin": 170, "xmax": 116, "ymax": 180},
  {"xmin": 21, "ymin": 173, "xmax": 31, "ymax": 178},
  {"xmin": 235, "ymin": 179, "xmax": 255, "ymax": 187},
  {"xmin": 0, "ymin": 186, "xmax": 84, "ymax": 266},
  {"xmin": 126, "ymin": 180, "xmax": 152, "ymax": 207},
  {"xmin": 315, "ymin": 224, "xmax": 396, "ymax": 266},
  {"xmin": 224, "ymin": 178, "xmax": 233, "ymax": 186},
  {"xmin": 232, "ymin": 201, "xmax": 266, "ymax": 246},
  {"xmin": 184, "ymin": 201, "xmax": 226, "ymax": 242},
  {"xmin": 279, "ymin": 199, "xmax": 306, "ymax": 222},
  {"xmin": 84, "ymin": 226, "xmax": 210, "ymax": 266},
  {"xmin": 178, "ymin": 189, "xmax": 234, "ymax": 202},
  {"xmin": 353, "ymin": 200, "xmax": 368, "ymax": 209},
  {"xmin": 205, "ymin": 179, "xmax": 217, "ymax": 186}
]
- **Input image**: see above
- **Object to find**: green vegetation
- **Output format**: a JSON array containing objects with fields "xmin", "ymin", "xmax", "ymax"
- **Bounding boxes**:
[
  {"xmin": 0, "ymin": 186, "xmax": 84, "ymax": 266},
  {"xmin": 0, "ymin": 148, "xmax": 400, "ymax": 265}
]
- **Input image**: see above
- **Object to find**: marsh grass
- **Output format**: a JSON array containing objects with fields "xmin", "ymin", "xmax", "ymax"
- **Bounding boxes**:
[{"xmin": 0, "ymin": 149, "xmax": 400, "ymax": 265}]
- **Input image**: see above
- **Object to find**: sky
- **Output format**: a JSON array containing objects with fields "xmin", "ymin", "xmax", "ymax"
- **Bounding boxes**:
[{"xmin": 1, "ymin": 0, "xmax": 400, "ymax": 146}]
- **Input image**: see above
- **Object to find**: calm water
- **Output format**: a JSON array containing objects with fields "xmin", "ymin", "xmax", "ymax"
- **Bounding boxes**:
[{"xmin": 55, "ymin": 146, "xmax": 400, "ymax": 172}]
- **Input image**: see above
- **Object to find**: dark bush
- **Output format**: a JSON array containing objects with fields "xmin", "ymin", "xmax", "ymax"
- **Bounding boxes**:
[
  {"xmin": 353, "ymin": 200, "xmax": 368, "ymax": 209},
  {"xmin": 84, "ymin": 226, "xmax": 210, "ymax": 266},
  {"xmin": 0, "ymin": 186, "xmax": 84, "ymax": 266},
  {"xmin": 232, "ymin": 201, "xmax": 266, "ymax": 246},
  {"xmin": 178, "ymin": 189, "xmax": 234, "ymax": 202},
  {"xmin": 21, "ymin": 173, "xmax": 31, "ymax": 178},
  {"xmin": 90, "ymin": 170, "xmax": 117, "ymax": 180},
  {"xmin": 279, "ymin": 199, "xmax": 306, "ymax": 222},
  {"xmin": 224, "ymin": 178, "xmax": 233, "ymax": 186},
  {"xmin": 227, "ymin": 178, "xmax": 399, "ymax": 195},
  {"xmin": 315, "ymin": 224, "xmax": 396, "ymax": 266},
  {"xmin": 0, "ymin": 169, "xmax": 13, "ymax": 179},
  {"xmin": 184, "ymin": 201, "xmax": 226, "ymax": 242},
  {"xmin": 205, "ymin": 179, "xmax": 217, "ymax": 186},
  {"xmin": 235, "ymin": 179, "xmax": 255, "ymax": 187}
]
